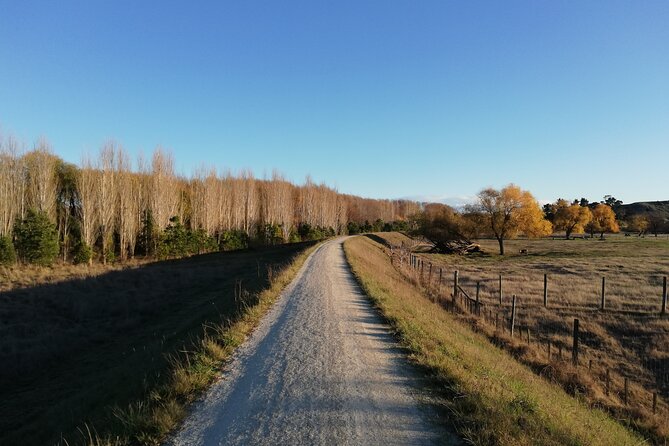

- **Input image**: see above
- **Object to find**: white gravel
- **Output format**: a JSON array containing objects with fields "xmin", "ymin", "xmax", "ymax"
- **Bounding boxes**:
[{"xmin": 167, "ymin": 238, "xmax": 457, "ymax": 446}]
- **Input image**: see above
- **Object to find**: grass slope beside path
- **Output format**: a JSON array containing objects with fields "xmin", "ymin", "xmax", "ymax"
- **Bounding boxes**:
[{"xmin": 344, "ymin": 235, "xmax": 643, "ymax": 446}]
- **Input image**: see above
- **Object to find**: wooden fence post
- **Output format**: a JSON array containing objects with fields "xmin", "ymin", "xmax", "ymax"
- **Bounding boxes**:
[
  {"xmin": 624, "ymin": 378, "xmax": 629, "ymax": 405},
  {"xmin": 453, "ymin": 270, "xmax": 459, "ymax": 305},
  {"xmin": 662, "ymin": 276, "xmax": 667, "ymax": 315},
  {"xmin": 526, "ymin": 328, "xmax": 530, "ymax": 345},
  {"xmin": 572, "ymin": 318, "xmax": 579, "ymax": 366},
  {"xmin": 510, "ymin": 295, "xmax": 517, "ymax": 337},
  {"xmin": 601, "ymin": 277, "xmax": 606, "ymax": 310},
  {"xmin": 476, "ymin": 281, "xmax": 481, "ymax": 316},
  {"xmin": 428, "ymin": 263, "xmax": 433, "ymax": 286},
  {"xmin": 499, "ymin": 274, "xmax": 503, "ymax": 305},
  {"xmin": 605, "ymin": 369, "xmax": 610, "ymax": 396},
  {"xmin": 543, "ymin": 273, "xmax": 548, "ymax": 307},
  {"xmin": 437, "ymin": 268, "xmax": 443, "ymax": 295}
]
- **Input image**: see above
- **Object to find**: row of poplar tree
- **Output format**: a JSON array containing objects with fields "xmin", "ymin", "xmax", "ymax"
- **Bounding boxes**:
[{"xmin": 0, "ymin": 136, "xmax": 420, "ymax": 266}]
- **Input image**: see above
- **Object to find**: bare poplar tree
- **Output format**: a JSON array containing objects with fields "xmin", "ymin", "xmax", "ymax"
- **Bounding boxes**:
[
  {"xmin": 258, "ymin": 171, "xmax": 294, "ymax": 241},
  {"xmin": 96, "ymin": 143, "xmax": 118, "ymax": 264},
  {"xmin": 115, "ymin": 147, "xmax": 135, "ymax": 260},
  {"xmin": 274, "ymin": 172, "xmax": 295, "ymax": 240},
  {"xmin": 136, "ymin": 152, "xmax": 152, "ymax": 255},
  {"xmin": 217, "ymin": 171, "xmax": 234, "ymax": 238},
  {"xmin": 76, "ymin": 155, "xmax": 98, "ymax": 264},
  {"xmin": 125, "ymin": 172, "xmax": 142, "ymax": 258},
  {"xmin": 298, "ymin": 176, "xmax": 316, "ymax": 228},
  {"xmin": 24, "ymin": 138, "xmax": 58, "ymax": 221},
  {"xmin": 0, "ymin": 135, "xmax": 25, "ymax": 236},
  {"xmin": 202, "ymin": 169, "xmax": 218, "ymax": 235},
  {"xmin": 335, "ymin": 193, "xmax": 348, "ymax": 234},
  {"xmin": 191, "ymin": 166, "xmax": 218, "ymax": 236},
  {"xmin": 150, "ymin": 148, "xmax": 179, "ymax": 231},
  {"xmin": 240, "ymin": 170, "xmax": 258, "ymax": 236}
]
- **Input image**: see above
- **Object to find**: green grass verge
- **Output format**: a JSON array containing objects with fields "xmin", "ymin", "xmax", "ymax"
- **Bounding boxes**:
[{"xmin": 344, "ymin": 235, "xmax": 644, "ymax": 446}]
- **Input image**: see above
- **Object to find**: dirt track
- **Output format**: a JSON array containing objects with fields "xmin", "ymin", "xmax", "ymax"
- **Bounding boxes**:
[{"xmin": 168, "ymin": 238, "xmax": 455, "ymax": 445}]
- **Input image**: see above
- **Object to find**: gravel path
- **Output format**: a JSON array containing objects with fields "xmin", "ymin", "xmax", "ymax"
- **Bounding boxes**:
[{"xmin": 168, "ymin": 238, "xmax": 456, "ymax": 446}]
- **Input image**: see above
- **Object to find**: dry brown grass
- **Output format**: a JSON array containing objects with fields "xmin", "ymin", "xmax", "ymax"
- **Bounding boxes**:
[
  {"xmin": 378, "ymin": 232, "xmax": 669, "ymax": 442},
  {"xmin": 345, "ymin": 235, "xmax": 643, "ymax": 445},
  {"xmin": 429, "ymin": 235, "xmax": 669, "ymax": 313},
  {"xmin": 0, "ymin": 258, "xmax": 150, "ymax": 293}
]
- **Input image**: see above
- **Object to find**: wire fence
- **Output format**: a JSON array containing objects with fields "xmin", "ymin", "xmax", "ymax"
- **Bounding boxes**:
[{"xmin": 386, "ymin": 244, "xmax": 669, "ymax": 422}]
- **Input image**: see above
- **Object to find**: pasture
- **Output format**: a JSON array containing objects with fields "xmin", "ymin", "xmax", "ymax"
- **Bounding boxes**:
[
  {"xmin": 380, "ymin": 232, "xmax": 669, "ymax": 441},
  {"xmin": 423, "ymin": 236, "xmax": 669, "ymax": 376},
  {"xmin": 345, "ymin": 235, "xmax": 643, "ymax": 445}
]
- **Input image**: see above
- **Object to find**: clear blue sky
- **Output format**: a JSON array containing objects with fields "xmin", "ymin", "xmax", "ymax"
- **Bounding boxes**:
[{"xmin": 1, "ymin": 1, "xmax": 667, "ymax": 205}]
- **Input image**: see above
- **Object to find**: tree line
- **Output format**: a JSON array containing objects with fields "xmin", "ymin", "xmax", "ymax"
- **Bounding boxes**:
[
  {"xmin": 0, "ymin": 135, "xmax": 420, "ymax": 266},
  {"xmin": 412, "ymin": 185, "xmax": 637, "ymax": 255},
  {"xmin": 542, "ymin": 196, "xmax": 668, "ymax": 238}
]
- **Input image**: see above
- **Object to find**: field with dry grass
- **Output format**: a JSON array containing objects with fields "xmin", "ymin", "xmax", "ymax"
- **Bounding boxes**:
[
  {"xmin": 0, "ymin": 242, "xmax": 316, "ymax": 446},
  {"xmin": 374, "ymin": 232, "xmax": 669, "ymax": 442},
  {"xmin": 430, "ymin": 234, "xmax": 669, "ymax": 313},
  {"xmin": 416, "ymin": 235, "xmax": 669, "ymax": 378},
  {"xmin": 344, "ymin": 234, "xmax": 643, "ymax": 445},
  {"xmin": 0, "ymin": 258, "xmax": 151, "ymax": 293}
]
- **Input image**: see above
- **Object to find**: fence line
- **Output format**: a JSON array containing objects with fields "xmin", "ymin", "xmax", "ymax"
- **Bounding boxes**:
[{"xmin": 390, "ymin": 245, "xmax": 669, "ymax": 418}]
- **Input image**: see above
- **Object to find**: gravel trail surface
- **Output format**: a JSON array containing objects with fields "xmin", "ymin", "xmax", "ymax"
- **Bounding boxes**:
[{"xmin": 168, "ymin": 238, "xmax": 456, "ymax": 445}]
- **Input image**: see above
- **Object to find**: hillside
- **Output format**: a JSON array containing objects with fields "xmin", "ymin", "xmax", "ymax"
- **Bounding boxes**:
[{"xmin": 619, "ymin": 200, "xmax": 669, "ymax": 219}]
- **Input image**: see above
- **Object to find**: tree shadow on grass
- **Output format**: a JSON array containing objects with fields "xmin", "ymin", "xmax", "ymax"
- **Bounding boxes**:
[{"xmin": 0, "ymin": 241, "xmax": 315, "ymax": 446}]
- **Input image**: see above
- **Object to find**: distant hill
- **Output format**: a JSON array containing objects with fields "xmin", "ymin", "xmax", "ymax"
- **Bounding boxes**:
[{"xmin": 618, "ymin": 200, "xmax": 669, "ymax": 219}]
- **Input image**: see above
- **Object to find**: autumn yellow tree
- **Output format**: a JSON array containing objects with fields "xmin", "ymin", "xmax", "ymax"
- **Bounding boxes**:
[
  {"xmin": 587, "ymin": 204, "xmax": 619, "ymax": 239},
  {"xmin": 553, "ymin": 200, "xmax": 593, "ymax": 239},
  {"xmin": 628, "ymin": 214, "xmax": 649, "ymax": 236},
  {"xmin": 476, "ymin": 184, "xmax": 552, "ymax": 255}
]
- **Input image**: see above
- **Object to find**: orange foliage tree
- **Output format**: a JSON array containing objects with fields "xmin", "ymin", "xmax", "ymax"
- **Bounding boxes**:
[
  {"xmin": 587, "ymin": 204, "xmax": 619, "ymax": 239},
  {"xmin": 476, "ymin": 184, "xmax": 552, "ymax": 255},
  {"xmin": 553, "ymin": 200, "xmax": 593, "ymax": 239}
]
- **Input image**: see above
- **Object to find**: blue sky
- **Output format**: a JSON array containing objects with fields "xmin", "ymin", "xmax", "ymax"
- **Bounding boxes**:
[{"xmin": 1, "ymin": 1, "xmax": 667, "ymax": 205}]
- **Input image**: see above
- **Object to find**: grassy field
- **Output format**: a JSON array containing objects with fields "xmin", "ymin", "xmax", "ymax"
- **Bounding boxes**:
[
  {"xmin": 375, "ymin": 232, "xmax": 669, "ymax": 441},
  {"xmin": 344, "ymin": 234, "xmax": 643, "ymax": 445},
  {"xmin": 0, "ymin": 258, "xmax": 152, "ymax": 293},
  {"xmin": 429, "ymin": 235, "xmax": 669, "ymax": 313},
  {"xmin": 0, "ymin": 241, "xmax": 317, "ymax": 446},
  {"xmin": 412, "ymin": 235, "xmax": 669, "ymax": 386}
]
